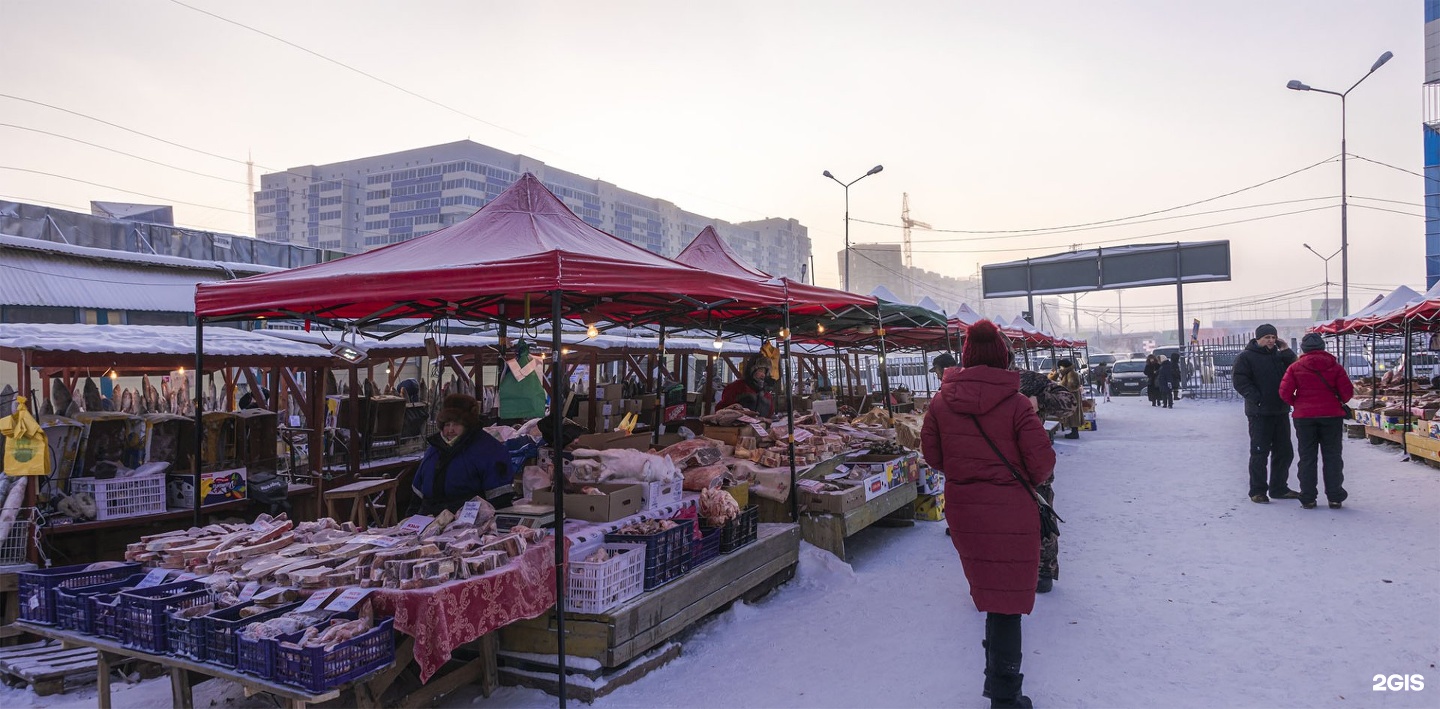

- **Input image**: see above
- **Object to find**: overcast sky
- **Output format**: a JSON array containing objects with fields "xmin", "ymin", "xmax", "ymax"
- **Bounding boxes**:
[{"xmin": 0, "ymin": 0, "xmax": 1422, "ymax": 333}]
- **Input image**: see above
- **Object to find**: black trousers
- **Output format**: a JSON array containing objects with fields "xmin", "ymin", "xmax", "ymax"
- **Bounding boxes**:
[
  {"xmin": 1294, "ymin": 417, "xmax": 1347, "ymax": 504},
  {"xmin": 1247, "ymin": 414, "xmax": 1295, "ymax": 497}
]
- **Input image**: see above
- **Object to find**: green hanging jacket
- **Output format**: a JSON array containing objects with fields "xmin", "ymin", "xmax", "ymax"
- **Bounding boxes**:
[{"xmin": 498, "ymin": 353, "xmax": 547, "ymax": 420}]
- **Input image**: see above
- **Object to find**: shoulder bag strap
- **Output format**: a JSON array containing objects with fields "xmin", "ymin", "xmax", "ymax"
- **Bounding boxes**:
[
  {"xmin": 1310, "ymin": 368, "xmax": 1346, "ymax": 405},
  {"xmin": 966, "ymin": 413, "xmax": 1053, "ymax": 517}
]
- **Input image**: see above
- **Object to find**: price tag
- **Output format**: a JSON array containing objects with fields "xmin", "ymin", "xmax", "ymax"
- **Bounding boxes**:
[
  {"xmin": 456, "ymin": 500, "xmax": 481, "ymax": 526},
  {"xmin": 238, "ymin": 581, "xmax": 260, "ymax": 601},
  {"xmin": 252, "ymin": 586, "xmax": 288, "ymax": 602},
  {"xmin": 28, "ymin": 595, "xmax": 39, "ymax": 610},
  {"xmin": 136, "ymin": 567, "xmax": 171, "ymax": 589},
  {"xmin": 793, "ymin": 428, "xmax": 813, "ymax": 443},
  {"xmin": 399, "ymin": 515, "xmax": 433, "ymax": 534},
  {"xmin": 325, "ymin": 587, "xmax": 373, "ymax": 612},
  {"xmin": 738, "ymin": 416, "xmax": 760, "ymax": 424},
  {"xmin": 601, "ymin": 403, "xmax": 613, "ymax": 416},
  {"xmin": 750, "ymin": 423, "xmax": 768, "ymax": 438},
  {"xmin": 297, "ymin": 587, "xmax": 338, "ymax": 613}
]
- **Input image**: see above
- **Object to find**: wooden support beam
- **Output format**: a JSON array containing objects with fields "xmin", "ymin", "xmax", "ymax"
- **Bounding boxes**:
[
  {"xmin": 281, "ymin": 368, "xmax": 310, "ymax": 415},
  {"xmin": 443, "ymin": 355, "xmax": 474, "ymax": 389},
  {"xmin": 239, "ymin": 367, "xmax": 266, "ymax": 409}
]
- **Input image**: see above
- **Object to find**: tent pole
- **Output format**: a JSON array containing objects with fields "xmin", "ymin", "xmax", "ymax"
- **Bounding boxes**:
[
  {"xmin": 549, "ymin": 291, "xmax": 568, "ymax": 708},
  {"xmin": 193, "ymin": 319, "xmax": 205, "ymax": 529},
  {"xmin": 784, "ymin": 300, "xmax": 797, "ymax": 521},
  {"xmin": 654, "ymin": 325, "xmax": 666, "ymax": 446}
]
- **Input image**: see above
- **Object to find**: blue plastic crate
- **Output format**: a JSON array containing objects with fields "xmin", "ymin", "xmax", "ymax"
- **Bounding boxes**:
[
  {"xmin": 18, "ymin": 562, "xmax": 142, "ymax": 625},
  {"xmin": 236, "ymin": 610, "xmax": 334, "ymax": 679},
  {"xmin": 206, "ymin": 602, "xmax": 302, "ymax": 669},
  {"xmin": 273, "ymin": 617, "xmax": 395, "ymax": 693},
  {"xmin": 53, "ymin": 574, "xmax": 147, "ymax": 633},
  {"xmin": 88, "ymin": 593, "xmax": 126, "ymax": 642},
  {"xmin": 692, "ymin": 523, "xmax": 723, "ymax": 567},
  {"xmin": 165, "ymin": 607, "xmax": 210, "ymax": 661},
  {"xmin": 606, "ymin": 518, "xmax": 693, "ymax": 591},
  {"xmin": 118, "ymin": 580, "xmax": 214, "ymax": 654}
]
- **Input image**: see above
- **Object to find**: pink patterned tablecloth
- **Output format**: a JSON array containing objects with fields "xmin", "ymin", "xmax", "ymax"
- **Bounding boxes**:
[{"xmin": 371, "ymin": 537, "xmax": 557, "ymax": 682}]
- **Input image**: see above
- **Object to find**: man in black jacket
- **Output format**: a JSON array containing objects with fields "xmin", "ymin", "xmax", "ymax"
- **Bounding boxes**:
[{"xmin": 1232, "ymin": 324, "xmax": 1300, "ymax": 503}]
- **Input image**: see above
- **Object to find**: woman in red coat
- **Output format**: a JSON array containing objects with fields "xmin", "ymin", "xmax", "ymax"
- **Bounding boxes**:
[
  {"xmin": 1278, "ymin": 333, "xmax": 1354, "ymax": 509},
  {"xmin": 922, "ymin": 319, "xmax": 1054, "ymax": 709}
]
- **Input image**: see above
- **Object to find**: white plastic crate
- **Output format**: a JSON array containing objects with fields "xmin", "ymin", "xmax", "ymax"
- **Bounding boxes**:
[
  {"xmin": 0, "ymin": 508, "xmax": 35, "ymax": 564},
  {"xmin": 69, "ymin": 475, "xmax": 168, "ymax": 520},
  {"xmin": 566, "ymin": 542, "xmax": 645, "ymax": 615}
]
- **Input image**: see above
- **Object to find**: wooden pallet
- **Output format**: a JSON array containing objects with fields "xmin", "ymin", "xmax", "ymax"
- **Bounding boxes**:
[{"xmin": 0, "ymin": 639, "xmax": 98, "ymax": 696}]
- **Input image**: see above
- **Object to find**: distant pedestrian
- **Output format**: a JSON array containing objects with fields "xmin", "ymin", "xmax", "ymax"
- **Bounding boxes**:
[
  {"xmin": 1279, "ymin": 334, "xmax": 1353, "ymax": 509},
  {"xmin": 1049, "ymin": 360, "xmax": 1084, "ymax": 439},
  {"xmin": 1233, "ymin": 324, "xmax": 1300, "ymax": 504},
  {"xmin": 1092, "ymin": 362, "xmax": 1112, "ymax": 402},
  {"xmin": 1156, "ymin": 357, "xmax": 1178, "ymax": 409},
  {"xmin": 922, "ymin": 319, "xmax": 1052, "ymax": 708},
  {"xmin": 1144, "ymin": 355, "xmax": 1161, "ymax": 406}
]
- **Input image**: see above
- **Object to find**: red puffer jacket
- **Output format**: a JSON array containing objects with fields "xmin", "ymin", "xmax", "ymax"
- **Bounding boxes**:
[
  {"xmin": 922, "ymin": 365, "xmax": 1056, "ymax": 615},
  {"xmin": 1279, "ymin": 350, "xmax": 1355, "ymax": 419}
]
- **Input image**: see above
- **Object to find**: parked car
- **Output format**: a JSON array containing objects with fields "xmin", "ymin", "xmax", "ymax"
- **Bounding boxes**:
[
  {"xmin": 1340, "ymin": 353, "xmax": 1373, "ymax": 379},
  {"xmin": 1110, "ymin": 360, "xmax": 1150, "ymax": 396}
]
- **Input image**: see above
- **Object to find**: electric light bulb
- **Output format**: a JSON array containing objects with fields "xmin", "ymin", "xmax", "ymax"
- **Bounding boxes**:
[
  {"xmin": 586, "ymin": 324, "xmax": 598, "ymax": 338},
  {"xmin": 779, "ymin": 328, "xmax": 790, "ymax": 340},
  {"xmin": 817, "ymin": 323, "xmax": 825, "ymax": 334},
  {"xmin": 713, "ymin": 337, "xmax": 724, "ymax": 351}
]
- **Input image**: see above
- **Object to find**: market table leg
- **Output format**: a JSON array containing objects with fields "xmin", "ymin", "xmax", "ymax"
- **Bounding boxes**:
[
  {"xmin": 169, "ymin": 667, "xmax": 194, "ymax": 709},
  {"xmin": 96, "ymin": 650, "xmax": 116, "ymax": 709},
  {"xmin": 479, "ymin": 631, "xmax": 497, "ymax": 697},
  {"xmin": 364, "ymin": 634, "xmax": 413, "ymax": 700}
]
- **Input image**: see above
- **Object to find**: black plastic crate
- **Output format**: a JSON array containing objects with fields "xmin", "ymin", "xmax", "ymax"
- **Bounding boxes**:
[
  {"xmin": 206, "ymin": 602, "xmax": 302, "ymax": 669},
  {"xmin": 720, "ymin": 505, "xmax": 759, "ymax": 553},
  {"xmin": 18, "ymin": 562, "xmax": 142, "ymax": 625},
  {"xmin": 237, "ymin": 609, "xmax": 334, "ymax": 679},
  {"xmin": 692, "ymin": 523, "xmax": 723, "ymax": 567},
  {"xmin": 88, "ymin": 593, "xmax": 126, "ymax": 642},
  {"xmin": 605, "ymin": 518, "xmax": 693, "ymax": 591},
  {"xmin": 273, "ymin": 617, "xmax": 396, "ymax": 693},
  {"xmin": 53, "ymin": 574, "xmax": 146, "ymax": 633},
  {"xmin": 118, "ymin": 580, "xmax": 215, "ymax": 654}
]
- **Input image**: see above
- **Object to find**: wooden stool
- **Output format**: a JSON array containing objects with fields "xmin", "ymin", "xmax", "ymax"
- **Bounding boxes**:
[{"xmin": 325, "ymin": 477, "xmax": 402, "ymax": 527}]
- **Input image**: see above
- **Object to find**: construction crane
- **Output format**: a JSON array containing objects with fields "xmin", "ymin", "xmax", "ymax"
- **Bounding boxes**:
[{"xmin": 901, "ymin": 193, "xmax": 931, "ymax": 268}]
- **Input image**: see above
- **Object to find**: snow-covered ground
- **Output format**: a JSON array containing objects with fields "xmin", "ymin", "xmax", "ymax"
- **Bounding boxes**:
[{"xmin": 9, "ymin": 394, "xmax": 1438, "ymax": 708}]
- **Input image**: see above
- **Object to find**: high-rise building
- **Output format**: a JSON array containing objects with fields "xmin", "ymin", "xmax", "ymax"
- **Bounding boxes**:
[
  {"xmin": 254, "ymin": 140, "xmax": 811, "ymax": 280},
  {"xmin": 1426, "ymin": 1, "xmax": 1440, "ymax": 288}
]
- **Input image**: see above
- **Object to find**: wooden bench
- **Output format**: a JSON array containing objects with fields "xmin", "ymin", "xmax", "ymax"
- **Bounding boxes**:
[
  {"xmin": 799, "ymin": 482, "xmax": 918, "ymax": 561},
  {"xmin": 498, "ymin": 524, "xmax": 799, "ymax": 700},
  {"xmin": 325, "ymin": 476, "xmax": 404, "ymax": 528}
]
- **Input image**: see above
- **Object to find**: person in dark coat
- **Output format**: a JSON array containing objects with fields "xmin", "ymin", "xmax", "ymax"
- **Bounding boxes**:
[
  {"xmin": 922, "ymin": 319, "xmax": 1054, "ymax": 709},
  {"xmin": 1143, "ymin": 355, "xmax": 1161, "ymax": 406},
  {"xmin": 717, "ymin": 354, "xmax": 775, "ymax": 416},
  {"xmin": 1156, "ymin": 357, "xmax": 1178, "ymax": 408},
  {"xmin": 1279, "ymin": 333, "xmax": 1354, "ymax": 509},
  {"xmin": 1232, "ymin": 324, "xmax": 1300, "ymax": 503},
  {"xmin": 412, "ymin": 393, "xmax": 514, "ymax": 515}
]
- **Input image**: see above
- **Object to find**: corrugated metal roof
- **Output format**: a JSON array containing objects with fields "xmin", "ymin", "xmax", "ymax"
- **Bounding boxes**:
[
  {"xmin": 0, "ymin": 323, "xmax": 333, "ymax": 359},
  {"xmin": 0, "ymin": 244, "xmax": 231, "ymax": 312},
  {"xmin": 0, "ymin": 233, "xmax": 283, "ymax": 274}
]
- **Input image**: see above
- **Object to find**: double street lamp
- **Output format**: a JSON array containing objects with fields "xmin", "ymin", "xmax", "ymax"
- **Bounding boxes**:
[
  {"xmin": 822, "ymin": 164, "xmax": 884, "ymax": 292},
  {"xmin": 1303, "ymin": 242, "xmax": 1343, "ymax": 320},
  {"xmin": 1286, "ymin": 50, "xmax": 1394, "ymax": 318}
]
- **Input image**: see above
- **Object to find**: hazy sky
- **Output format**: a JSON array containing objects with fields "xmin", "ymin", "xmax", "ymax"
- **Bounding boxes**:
[{"xmin": 0, "ymin": 0, "xmax": 1422, "ymax": 333}]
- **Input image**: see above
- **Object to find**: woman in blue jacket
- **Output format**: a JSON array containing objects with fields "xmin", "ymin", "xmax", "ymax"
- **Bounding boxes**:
[{"xmin": 412, "ymin": 393, "xmax": 514, "ymax": 515}]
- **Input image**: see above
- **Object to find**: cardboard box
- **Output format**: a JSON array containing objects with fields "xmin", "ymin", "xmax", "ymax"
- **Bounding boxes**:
[
  {"xmin": 533, "ymin": 483, "xmax": 643, "ymax": 522},
  {"xmin": 917, "ymin": 466, "xmax": 945, "ymax": 496},
  {"xmin": 168, "ymin": 468, "xmax": 247, "ymax": 508},
  {"xmin": 638, "ymin": 394, "xmax": 657, "ymax": 410},
  {"xmin": 802, "ymin": 484, "xmax": 866, "ymax": 514},
  {"xmin": 846, "ymin": 452, "xmax": 920, "ymax": 488},
  {"xmin": 570, "ymin": 432, "xmax": 685, "ymax": 451},
  {"xmin": 1080, "ymin": 411, "xmax": 1097, "ymax": 432},
  {"xmin": 914, "ymin": 493, "xmax": 945, "ymax": 521},
  {"xmin": 703, "ymin": 424, "xmax": 746, "ymax": 446},
  {"xmin": 621, "ymin": 399, "xmax": 642, "ymax": 415},
  {"xmin": 641, "ymin": 480, "xmax": 683, "ymax": 510},
  {"xmin": 600, "ymin": 383, "xmax": 624, "ymax": 401},
  {"xmin": 811, "ymin": 399, "xmax": 838, "ymax": 417},
  {"xmin": 578, "ymin": 400, "xmax": 615, "ymax": 423}
]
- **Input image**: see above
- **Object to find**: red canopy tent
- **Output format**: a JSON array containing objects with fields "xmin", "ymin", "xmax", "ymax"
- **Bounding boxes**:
[{"xmin": 193, "ymin": 175, "xmax": 802, "ymax": 703}]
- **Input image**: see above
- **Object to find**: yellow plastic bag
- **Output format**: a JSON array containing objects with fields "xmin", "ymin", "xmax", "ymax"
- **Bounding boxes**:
[{"xmin": 1, "ymin": 396, "xmax": 50, "ymax": 476}]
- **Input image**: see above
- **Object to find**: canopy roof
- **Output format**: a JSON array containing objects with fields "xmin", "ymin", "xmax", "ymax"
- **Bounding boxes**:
[
  {"xmin": 195, "ymin": 174, "xmax": 788, "ymax": 327},
  {"xmin": 0, "ymin": 323, "xmax": 332, "ymax": 372},
  {"xmin": 1312, "ymin": 285, "xmax": 1423, "ymax": 335},
  {"xmin": 674, "ymin": 226, "xmax": 874, "ymax": 316}
]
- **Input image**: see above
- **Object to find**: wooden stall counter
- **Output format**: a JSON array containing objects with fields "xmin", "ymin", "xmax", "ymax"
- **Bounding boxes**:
[{"xmin": 800, "ymin": 481, "xmax": 917, "ymax": 561}]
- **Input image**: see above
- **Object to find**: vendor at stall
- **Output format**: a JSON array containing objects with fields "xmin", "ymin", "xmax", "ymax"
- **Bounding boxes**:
[
  {"xmin": 413, "ymin": 393, "xmax": 515, "ymax": 514},
  {"xmin": 717, "ymin": 354, "xmax": 776, "ymax": 416}
]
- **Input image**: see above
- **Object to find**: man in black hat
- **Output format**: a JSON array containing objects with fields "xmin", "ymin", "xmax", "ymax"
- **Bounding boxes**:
[{"xmin": 1232, "ymin": 323, "xmax": 1299, "ymax": 503}]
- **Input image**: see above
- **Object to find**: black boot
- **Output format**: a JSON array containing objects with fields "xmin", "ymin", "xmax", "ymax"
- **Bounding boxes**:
[{"xmin": 983, "ymin": 613, "xmax": 1032, "ymax": 708}]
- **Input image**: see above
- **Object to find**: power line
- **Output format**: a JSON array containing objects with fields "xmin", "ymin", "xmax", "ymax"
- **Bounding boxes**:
[
  {"xmin": 1350, "ymin": 195, "xmax": 1425, "ymax": 209},
  {"xmin": 1348, "ymin": 153, "xmax": 1438, "ymax": 183},
  {"xmin": 167, "ymin": 0, "xmax": 526, "ymax": 141},
  {"xmin": 1348, "ymin": 204, "xmax": 1424, "ymax": 219},
  {"xmin": 848, "ymin": 155, "xmax": 1339, "ymax": 236},
  {"xmin": 0, "ymin": 124, "xmax": 250, "ymax": 186}
]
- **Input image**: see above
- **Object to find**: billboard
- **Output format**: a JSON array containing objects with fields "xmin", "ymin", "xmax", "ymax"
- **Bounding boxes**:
[{"xmin": 981, "ymin": 241, "xmax": 1231, "ymax": 298}]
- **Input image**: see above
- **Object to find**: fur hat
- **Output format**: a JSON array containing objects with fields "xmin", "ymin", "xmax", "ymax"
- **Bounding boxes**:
[
  {"xmin": 1301, "ymin": 333, "xmax": 1325, "ymax": 353},
  {"xmin": 1255, "ymin": 323, "xmax": 1278, "ymax": 339},
  {"xmin": 962, "ymin": 320, "xmax": 1012, "ymax": 369},
  {"xmin": 437, "ymin": 393, "xmax": 481, "ymax": 429}
]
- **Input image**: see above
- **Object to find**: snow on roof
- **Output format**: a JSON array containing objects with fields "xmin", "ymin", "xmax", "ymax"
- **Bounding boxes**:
[
  {"xmin": 0, "ymin": 323, "xmax": 332, "ymax": 359},
  {"xmin": 0, "ymin": 233, "xmax": 283, "ymax": 275},
  {"xmin": 869, "ymin": 285, "xmax": 905, "ymax": 303},
  {"xmin": 914, "ymin": 296, "xmax": 945, "ymax": 314},
  {"xmin": 256, "ymin": 329, "xmax": 499, "ymax": 354}
]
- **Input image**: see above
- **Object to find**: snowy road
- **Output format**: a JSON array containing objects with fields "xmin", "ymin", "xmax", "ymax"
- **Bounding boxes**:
[{"xmin": 10, "ymin": 394, "xmax": 1437, "ymax": 708}]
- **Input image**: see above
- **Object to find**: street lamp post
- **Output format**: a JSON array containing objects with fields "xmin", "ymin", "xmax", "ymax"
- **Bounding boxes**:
[
  {"xmin": 1303, "ymin": 242, "xmax": 1342, "ymax": 320},
  {"xmin": 1286, "ymin": 50, "xmax": 1393, "ymax": 318},
  {"xmin": 822, "ymin": 165, "xmax": 884, "ymax": 292}
]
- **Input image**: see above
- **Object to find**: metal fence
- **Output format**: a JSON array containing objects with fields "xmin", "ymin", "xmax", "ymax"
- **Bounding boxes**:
[{"xmin": 1176, "ymin": 337, "xmax": 1249, "ymax": 401}]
